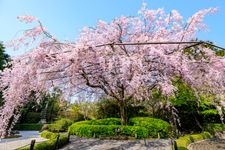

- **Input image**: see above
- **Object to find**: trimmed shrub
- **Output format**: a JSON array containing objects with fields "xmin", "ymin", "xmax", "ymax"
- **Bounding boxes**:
[
  {"xmin": 47, "ymin": 118, "xmax": 73, "ymax": 132},
  {"xmin": 69, "ymin": 117, "xmax": 171, "ymax": 139},
  {"xmin": 14, "ymin": 124, "xmax": 43, "ymax": 131},
  {"xmin": 120, "ymin": 126, "xmax": 148, "ymax": 139},
  {"xmin": 69, "ymin": 124, "xmax": 148, "ymax": 139},
  {"xmin": 47, "ymin": 124, "xmax": 59, "ymax": 132},
  {"xmin": 41, "ymin": 130, "xmax": 58, "ymax": 139},
  {"xmin": 176, "ymin": 135, "xmax": 192, "ymax": 150},
  {"xmin": 204, "ymin": 123, "xmax": 225, "ymax": 134},
  {"xmin": 176, "ymin": 132, "xmax": 212, "ymax": 150},
  {"xmin": 18, "ymin": 131, "xmax": 69, "ymax": 150},
  {"xmin": 57, "ymin": 134, "xmax": 68, "ymax": 147},
  {"xmin": 33, "ymin": 140, "xmax": 56, "ymax": 150},
  {"xmin": 90, "ymin": 118, "xmax": 121, "ymax": 125},
  {"xmin": 73, "ymin": 118, "xmax": 121, "ymax": 126},
  {"xmin": 129, "ymin": 117, "xmax": 170, "ymax": 138},
  {"xmin": 55, "ymin": 118, "xmax": 73, "ymax": 128},
  {"xmin": 40, "ymin": 131, "xmax": 68, "ymax": 149},
  {"xmin": 72, "ymin": 120, "xmax": 92, "ymax": 125},
  {"xmin": 69, "ymin": 124, "xmax": 117, "ymax": 138}
]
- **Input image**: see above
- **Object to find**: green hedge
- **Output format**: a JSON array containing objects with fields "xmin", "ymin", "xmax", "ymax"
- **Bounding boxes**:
[
  {"xmin": 39, "ymin": 131, "xmax": 68, "ymax": 149},
  {"xmin": 120, "ymin": 126, "xmax": 148, "ymax": 138},
  {"xmin": 74, "ymin": 118, "xmax": 121, "ymax": 125},
  {"xmin": 69, "ymin": 124, "xmax": 148, "ymax": 139},
  {"xmin": 14, "ymin": 124, "xmax": 43, "ymax": 131},
  {"xmin": 176, "ymin": 132, "xmax": 212, "ymax": 150},
  {"xmin": 20, "ymin": 112, "xmax": 41, "ymax": 123},
  {"xmin": 175, "ymin": 123, "xmax": 225, "ymax": 150},
  {"xmin": 46, "ymin": 118, "xmax": 73, "ymax": 132},
  {"xmin": 41, "ymin": 130, "xmax": 58, "ymax": 139},
  {"xmin": 17, "ymin": 131, "xmax": 69, "ymax": 150},
  {"xmin": 129, "ymin": 117, "xmax": 170, "ymax": 138},
  {"xmin": 204, "ymin": 123, "xmax": 225, "ymax": 135},
  {"xmin": 69, "ymin": 117, "xmax": 170, "ymax": 139}
]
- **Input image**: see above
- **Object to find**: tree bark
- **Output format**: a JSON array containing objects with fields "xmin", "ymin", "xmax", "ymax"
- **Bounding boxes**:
[
  {"xmin": 6, "ymin": 115, "xmax": 14, "ymax": 136},
  {"xmin": 193, "ymin": 113, "xmax": 203, "ymax": 131},
  {"xmin": 119, "ymin": 100, "xmax": 127, "ymax": 125}
]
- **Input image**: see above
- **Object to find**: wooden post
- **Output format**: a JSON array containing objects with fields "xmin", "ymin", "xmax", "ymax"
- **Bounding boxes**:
[
  {"xmin": 30, "ymin": 139, "xmax": 36, "ymax": 150},
  {"xmin": 144, "ymin": 139, "xmax": 147, "ymax": 146},
  {"xmin": 172, "ymin": 139, "xmax": 178, "ymax": 150},
  {"xmin": 67, "ymin": 132, "xmax": 70, "ymax": 143}
]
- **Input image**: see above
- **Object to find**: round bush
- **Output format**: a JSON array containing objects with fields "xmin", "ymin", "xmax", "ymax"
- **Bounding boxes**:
[
  {"xmin": 41, "ymin": 130, "xmax": 58, "ymax": 139},
  {"xmin": 69, "ymin": 117, "xmax": 170, "ymax": 139},
  {"xmin": 129, "ymin": 117, "xmax": 171, "ymax": 138},
  {"xmin": 47, "ymin": 118, "xmax": 73, "ymax": 132}
]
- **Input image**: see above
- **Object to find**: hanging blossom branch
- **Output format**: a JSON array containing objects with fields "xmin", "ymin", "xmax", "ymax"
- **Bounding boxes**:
[{"xmin": 0, "ymin": 5, "xmax": 224, "ymax": 137}]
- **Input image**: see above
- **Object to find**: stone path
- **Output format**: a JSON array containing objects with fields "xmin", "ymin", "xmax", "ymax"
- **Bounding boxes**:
[
  {"xmin": 0, "ymin": 131, "xmax": 47, "ymax": 150},
  {"xmin": 59, "ymin": 136, "xmax": 172, "ymax": 150},
  {"xmin": 189, "ymin": 138, "xmax": 225, "ymax": 150}
]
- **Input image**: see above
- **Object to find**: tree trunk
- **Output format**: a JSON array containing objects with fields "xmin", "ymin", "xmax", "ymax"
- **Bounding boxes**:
[
  {"xmin": 193, "ymin": 113, "xmax": 203, "ymax": 131},
  {"xmin": 119, "ymin": 101, "xmax": 127, "ymax": 125},
  {"xmin": 6, "ymin": 115, "xmax": 14, "ymax": 136}
]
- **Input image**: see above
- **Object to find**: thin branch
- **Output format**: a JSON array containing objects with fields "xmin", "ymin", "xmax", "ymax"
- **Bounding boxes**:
[
  {"xmin": 38, "ymin": 21, "xmax": 57, "ymax": 42},
  {"xmin": 177, "ymin": 18, "xmax": 194, "ymax": 50},
  {"xmin": 183, "ymin": 41, "xmax": 204, "ymax": 50}
]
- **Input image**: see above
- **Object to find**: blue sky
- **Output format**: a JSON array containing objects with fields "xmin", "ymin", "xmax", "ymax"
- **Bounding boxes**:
[{"xmin": 0, "ymin": 0, "xmax": 225, "ymax": 56}]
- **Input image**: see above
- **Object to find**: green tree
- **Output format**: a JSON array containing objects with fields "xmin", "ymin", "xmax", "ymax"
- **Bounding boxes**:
[
  {"xmin": 18, "ymin": 90, "xmax": 61, "ymax": 124},
  {"xmin": 39, "ymin": 89, "xmax": 61, "ymax": 123},
  {"xmin": 0, "ymin": 42, "xmax": 10, "ymax": 106},
  {"xmin": 170, "ymin": 79, "xmax": 202, "ymax": 132},
  {"xmin": 0, "ymin": 42, "xmax": 10, "ymax": 70}
]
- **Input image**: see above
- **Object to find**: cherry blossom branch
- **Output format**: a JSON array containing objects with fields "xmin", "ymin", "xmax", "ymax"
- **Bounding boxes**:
[
  {"xmin": 37, "ymin": 20, "xmax": 57, "ymax": 42},
  {"xmin": 96, "ymin": 41, "xmax": 225, "ymax": 50}
]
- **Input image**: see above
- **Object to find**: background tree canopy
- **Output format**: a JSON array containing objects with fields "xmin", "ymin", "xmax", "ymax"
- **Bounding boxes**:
[{"xmin": 0, "ymin": 42, "xmax": 10, "ymax": 106}]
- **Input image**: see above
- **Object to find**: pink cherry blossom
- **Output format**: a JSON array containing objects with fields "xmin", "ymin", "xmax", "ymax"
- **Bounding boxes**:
[
  {"xmin": 0, "ymin": 5, "xmax": 223, "ymax": 137},
  {"xmin": 17, "ymin": 15, "xmax": 37, "ymax": 23}
]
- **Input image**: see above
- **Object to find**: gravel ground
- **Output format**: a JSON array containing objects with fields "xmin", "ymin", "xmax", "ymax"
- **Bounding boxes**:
[
  {"xmin": 0, "ymin": 131, "xmax": 47, "ymax": 150},
  {"xmin": 59, "ymin": 136, "xmax": 173, "ymax": 150},
  {"xmin": 189, "ymin": 138, "xmax": 225, "ymax": 150}
]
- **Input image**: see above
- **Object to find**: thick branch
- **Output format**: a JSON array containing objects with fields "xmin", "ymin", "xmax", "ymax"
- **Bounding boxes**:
[
  {"xmin": 96, "ymin": 41, "xmax": 225, "ymax": 51},
  {"xmin": 81, "ymin": 69, "xmax": 109, "ymax": 95},
  {"xmin": 96, "ymin": 41, "xmax": 201, "ymax": 47}
]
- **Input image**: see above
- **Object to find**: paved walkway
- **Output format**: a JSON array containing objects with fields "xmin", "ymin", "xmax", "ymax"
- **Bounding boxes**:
[
  {"xmin": 59, "ymin": 136, "xmax": 173, "ymax": 150},
  {"xmin": 0, "ymin": 131, "xmax": 47, "ymax": 150}
]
